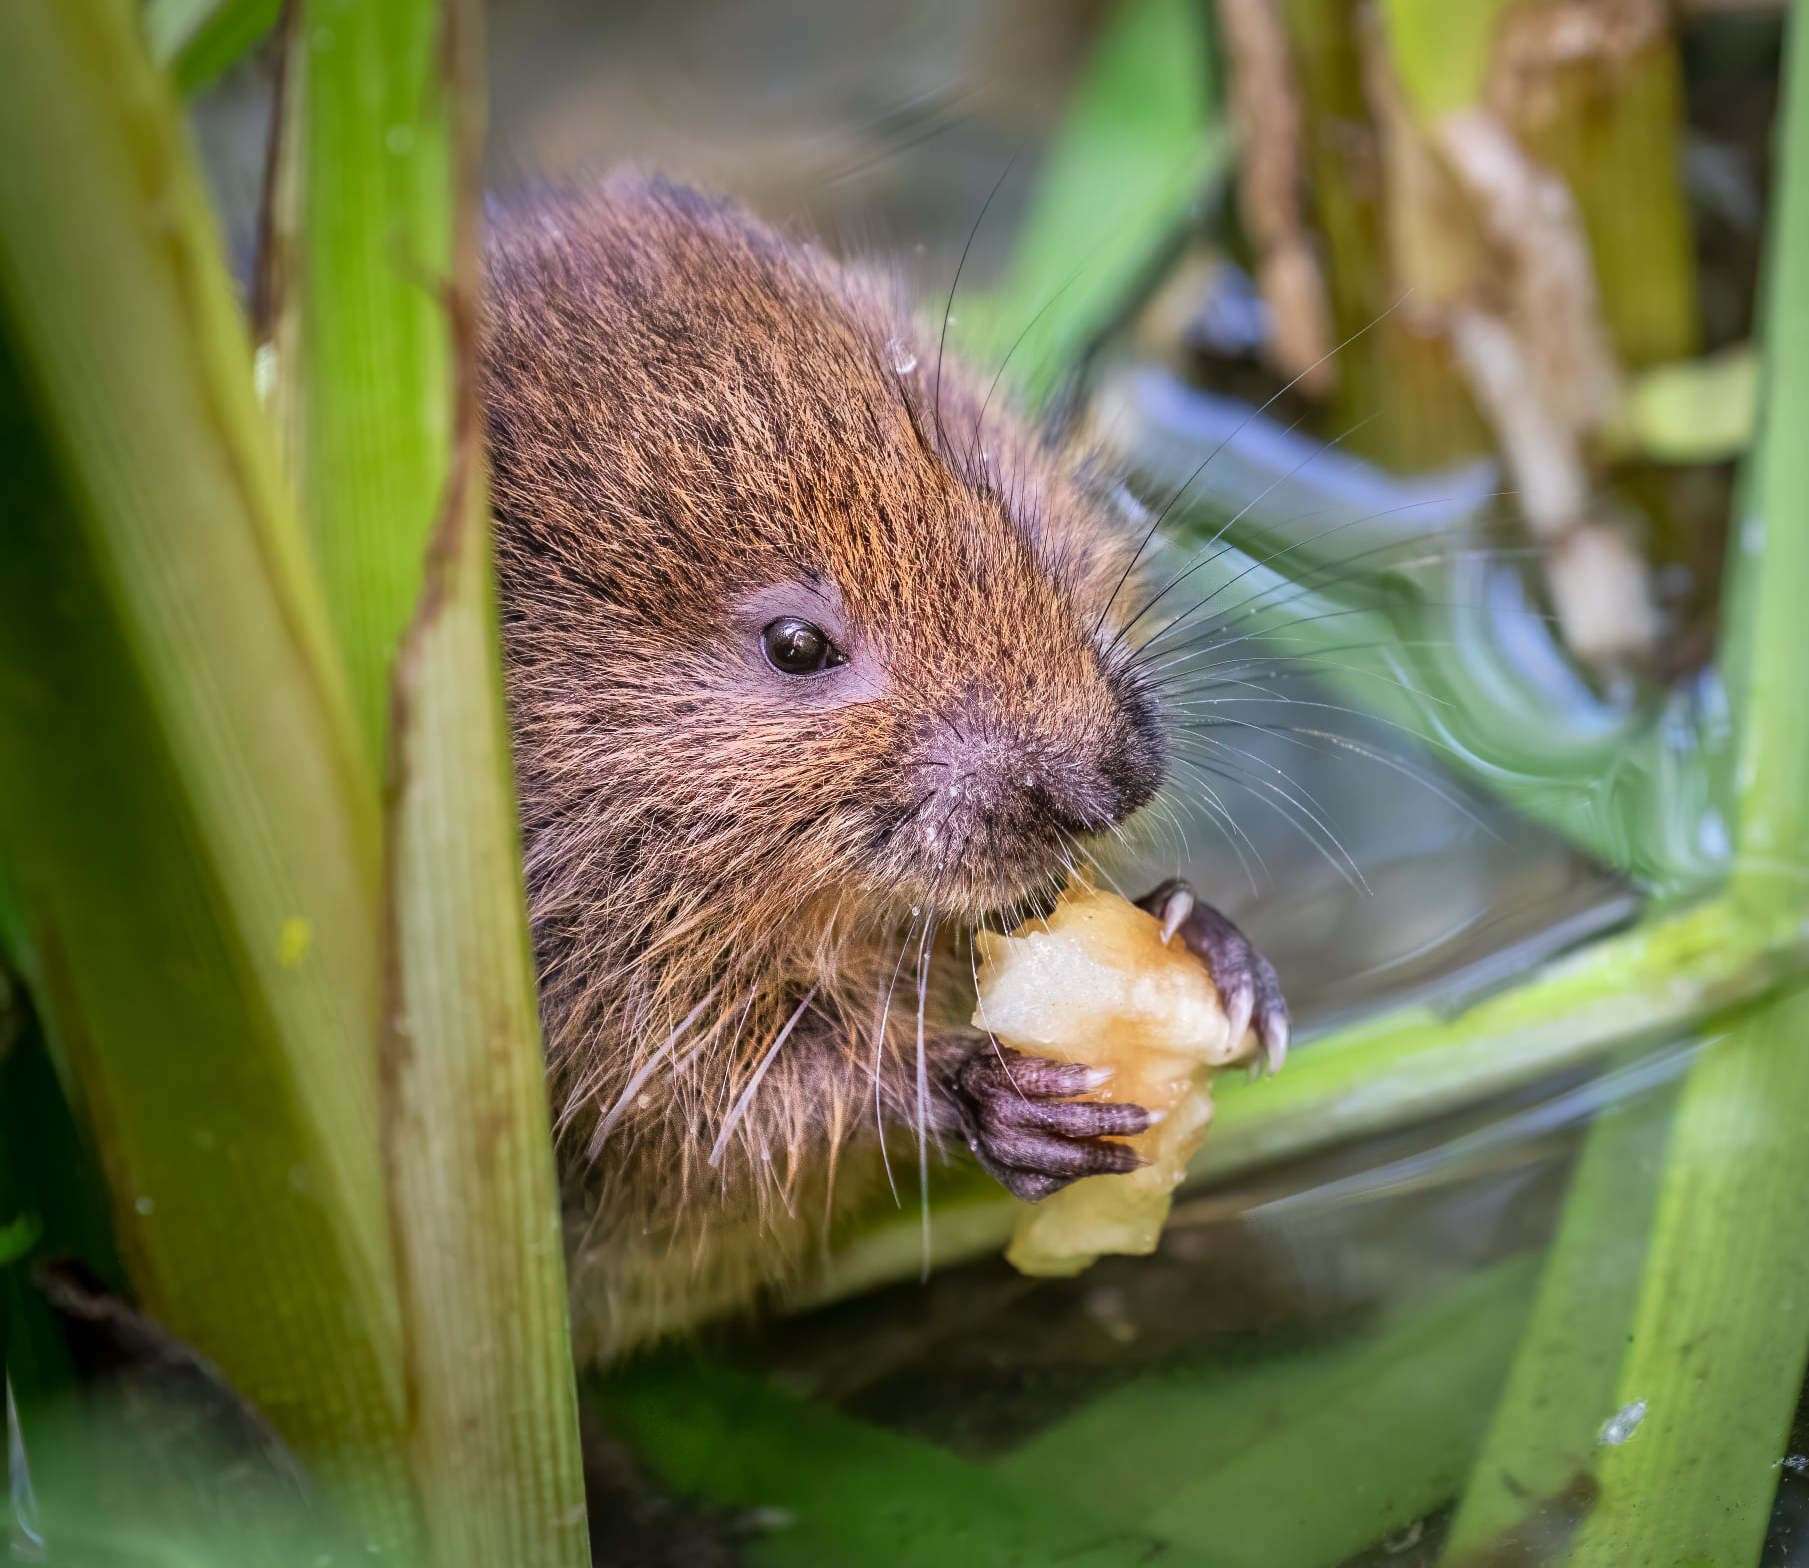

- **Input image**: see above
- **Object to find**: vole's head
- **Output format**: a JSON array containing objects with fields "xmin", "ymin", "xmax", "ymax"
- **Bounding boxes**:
[{"xmin": 486, "ymin": 177, "xmax": 1166, "ymax": 925}]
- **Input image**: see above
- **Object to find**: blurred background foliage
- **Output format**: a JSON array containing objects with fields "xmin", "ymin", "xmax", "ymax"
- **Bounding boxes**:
[{"xmin": 4, "ymin": 0, "xmax": 1809, "ymax": 1565}]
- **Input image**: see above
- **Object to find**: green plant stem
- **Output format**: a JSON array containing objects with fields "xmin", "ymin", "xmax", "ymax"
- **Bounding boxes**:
[
  {"xmin": 1563, "ymin": 992, "xmax": 1809, "ymax": 1566},
  {"xmin": 273, "ymin": 0, "xmax": 457, "ymax": 764},
  {"xmin": 1441, "ymin": 10, "xmax": 1809, "ymax": 1563},
  {"xmin": 270, "ymin": 1, "xmax": 589, "ymax": 1561},
  {"xmin": 1281, "ymin": 0, "xmax": 1491, "ymax": 470},
  {"xmin": 1437, "ymin": 1071, "xmax": 1677, "ymax": 1563},
  {"xmin": 1383, "ymin": 0, "xmax": 1697, "ymax": 370},
  {"xmin": 1560, "ymin": 8, "xmax": 1809, "ymax": 1559},
  {"xmin": 0, "ymin": 0, "xmax": 414, "ymax": 1545},
  {"xmin": 1378, "ymin": 0, "xmax": 1509, "ymax": 117},
  {"xmin": 1497, "ymin": 5, "xmax": 1697, "ymax": 369},
  {"xmin": 382, "ymin": 448, "xmax": 589, "ymax": 1568}
]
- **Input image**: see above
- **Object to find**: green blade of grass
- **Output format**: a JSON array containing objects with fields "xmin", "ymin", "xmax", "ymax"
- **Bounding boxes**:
[
  {"xmin": 0, "ymin": 0, "xmax": 416, "ymax": 1545},
  {"xmin": 1725, "ymin": 15, "xmax": 1809, "ymax": 915},
  {"xmin": 1563, "ymin": 990, "xmax": 1809, "ymax": 1566},
  {"xmin": 143, "ymin": 0, "xmax": 282, "ymax": 95},
  {"xmin": 269, "ymin": 3, "xmax": 589, "ymax": 1560},
  {"xmin": 953, "ymin": 0, "xmax": 1224, "ymax": 407}
]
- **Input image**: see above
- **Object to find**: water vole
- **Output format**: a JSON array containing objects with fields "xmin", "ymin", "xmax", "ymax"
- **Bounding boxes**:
[{"xmin": 483, "ymin": 174, "xmax": 1288, "ymax": 1360}]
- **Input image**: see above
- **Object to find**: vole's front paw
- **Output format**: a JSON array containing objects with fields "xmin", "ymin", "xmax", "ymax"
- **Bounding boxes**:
[
  {"xmin": 1138, "ymin": 879, "xmax": 1290, "ymax": 1075},
  {"xmin": 948, "ymin": 1047, "xmax": 1153, "ymax": 1203}
]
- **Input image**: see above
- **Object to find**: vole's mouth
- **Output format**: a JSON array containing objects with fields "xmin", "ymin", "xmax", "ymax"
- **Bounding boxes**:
[
  {"xmin": 874, "ymin": 806, "xmax": 1105, "ymax": 921},
  {"xmin": 869, "ymin": 690, "xmax": 1167, "ymax": 916}
]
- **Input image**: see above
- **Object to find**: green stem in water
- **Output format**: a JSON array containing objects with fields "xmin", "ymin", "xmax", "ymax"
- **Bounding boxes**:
[{"xmin": 799, "ymin": 893, "xmax": 1809, "ymax": 1307}]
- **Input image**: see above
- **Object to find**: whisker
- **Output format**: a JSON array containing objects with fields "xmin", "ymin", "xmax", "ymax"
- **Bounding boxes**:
[
  {"xmin": 1094, "ymin": 295, "xmax": 1413, "ymax": 642},
  {"xmin": 1260, "ymin": 723, "xmax": 1498, "ymax": 836},
  {"xmin": 1174, "ymin": 730, "xmax": 1341, "ymax": 824},
  {"xmin": 1131, "ymin": 505, "xmax": 1520, "ymax": 666},
  {"xmin": 1156, "ymin": 647, "xmax": 1455, "ymax": 708},
  {"xmin": 935, "ymin": 154, "xmax": 1018, "ymax": 454},
  {"xmin": 709, "ymin": 986, "xmax": 819, "ymax": 1167},
  {"xmin": 972, "ymin": 255, "xmax": 1093, "ymax": 458},
  {"xmin": 870, "ymin": 911, "xmax": 922, "ymax": 1206},
  {"xmin": 913, "ymin": 913, "xmax": 939, "ymax": 1280},
  {"xmin": 1147, "ymin": 596, "xmax": 1531, "ymax": 679},
  {"xmin": 1173, "ymin": 691, "xmax": 1445, "ymax": 744},
  {"xmin": 1132, "ymin": 514, "xmax": 1491, "ymax": 647},
  {"xmin": 1133, "ymin": 526, "xmax": 1548, "ymax": 674},
  {"xmin": 1179, "ymin": 713, "xmax": 1493, "ymax": 834},
  {"xmin": 1167, "ymin": 754, "xmax": 1267, "ymax": 889},
  {"xmin": 585, "ymin": 985, "xmax": 722, "ymax": 1157},
  {"xmin": 1109, "ymin": 410, "xmax": 1384, "ymax": 655},
  {"xmin": 1183, "ymin": 752, "xmax": 1367, "ymax": 891},
  {"xmin": 1147, "ymin": 633, "xmax": 1455, "ymax": 683}
]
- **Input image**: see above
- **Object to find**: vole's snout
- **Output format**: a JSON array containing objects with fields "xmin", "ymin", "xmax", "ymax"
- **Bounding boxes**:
[
  {"xmin": 926, "ymin": 723, "xmax": 1116, "ymax": 835},
  {"xmin": 902, "ymin": 692, "xmax": 1164, "ymax": 901}
]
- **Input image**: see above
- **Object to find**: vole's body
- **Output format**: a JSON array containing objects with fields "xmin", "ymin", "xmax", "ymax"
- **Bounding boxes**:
[{"xmin": 484, "ymin": 176, "xmax": 1286, "ymax": 1361}]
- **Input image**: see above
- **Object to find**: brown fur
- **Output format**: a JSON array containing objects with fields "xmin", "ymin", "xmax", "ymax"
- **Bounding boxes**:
[{"xmin": 483, "ymin": 175, "xmax": 1164, "ymax": 1361}]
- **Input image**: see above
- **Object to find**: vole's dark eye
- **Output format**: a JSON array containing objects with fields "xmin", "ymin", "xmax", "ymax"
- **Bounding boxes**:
[{"xmin": 761, "ymin": 616, "xmax": 844, "ymax": 675}]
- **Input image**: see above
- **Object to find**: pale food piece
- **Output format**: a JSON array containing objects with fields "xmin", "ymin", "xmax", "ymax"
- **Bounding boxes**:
[{"xmin": 972, "ymin": 882, "xmax": 1256, "ymax": 1277}]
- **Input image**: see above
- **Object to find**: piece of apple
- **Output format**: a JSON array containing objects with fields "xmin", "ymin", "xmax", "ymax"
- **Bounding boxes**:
[{"xmin": 972, "ymin": 880, "xmax": 1257, "ymax": 1277}]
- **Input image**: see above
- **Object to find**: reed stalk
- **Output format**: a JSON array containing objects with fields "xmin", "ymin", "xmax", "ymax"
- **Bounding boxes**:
[
  {"xmin": 0, "ymin": 0, "xmax": 410, "ymax": 1543},
  {"xmin": 269, "ymin": 0, "xmax": 588, "ymax": 1558}
]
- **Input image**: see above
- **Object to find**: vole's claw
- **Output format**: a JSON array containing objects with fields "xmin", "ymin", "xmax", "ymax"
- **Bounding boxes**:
[
  {"xmin": 948, "ymin": 1045, "xmax": 1150, "ymax": 1202},
  {"xmin": 1254, "ymin": 998, "xmax": 1291, "ymax": 1077},
  {"xmin": 1138, "ymin": 878, "xmax": 1290, "ymax": 1076},
  {"xmin": 1154, "ymin": 882, "xmax": 1195, "ymax": 946}
]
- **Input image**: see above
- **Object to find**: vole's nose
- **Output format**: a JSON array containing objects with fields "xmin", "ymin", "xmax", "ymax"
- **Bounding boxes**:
[
  {"xmin": 1023, "ymin": 770, "xmax": 1138, "ymax": 836},
  {"xmin": 923, "ymin": 707, "xmax": 1158, "ymax": 838}
]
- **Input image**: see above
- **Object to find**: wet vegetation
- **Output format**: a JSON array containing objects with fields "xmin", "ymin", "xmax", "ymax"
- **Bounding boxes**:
[{"xmin": 3, "ymin": 1, "xmax": 1808, "ymax": 1564}]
